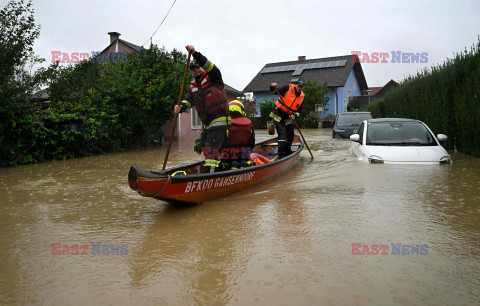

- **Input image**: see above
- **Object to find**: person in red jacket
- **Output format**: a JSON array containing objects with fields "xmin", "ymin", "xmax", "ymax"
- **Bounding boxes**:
[
  {"xmin": 269, "ymin": 77, "xmax": 305, "ymax": 158},
  {"xmin": 222, "ymin": 100, "xmax": 255, "ymax": 170},
  {"xmin": 174, "ymin": 45, "xmax": 230, "ymax": 173}
]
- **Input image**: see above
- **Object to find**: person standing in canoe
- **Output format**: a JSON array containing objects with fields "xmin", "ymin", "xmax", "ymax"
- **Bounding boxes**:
[
  {"xmin": 174, "ymin": 45, "xmax": 230, "ymax": 173},
  {"xmin": 222, "ymin": 100, "xmax": 255, "ymax": 170},
  {"xmin": 269, "ymin": 77, "xmax": 306, "ymax": 158}
]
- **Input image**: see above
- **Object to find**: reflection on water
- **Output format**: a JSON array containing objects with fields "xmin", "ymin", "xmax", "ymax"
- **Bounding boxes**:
[{"xmin": 0, "ymin": 129, "xmax": 479, "ymax": 304}]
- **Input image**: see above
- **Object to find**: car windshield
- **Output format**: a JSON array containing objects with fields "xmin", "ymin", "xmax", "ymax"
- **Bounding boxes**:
[
  {"xmin": 366, "ymin": 121, "xmax": 437, "ymax": 146},
  {"xmin": 336, "ymin": 113, "xmax": 372, "ymax": 126}
]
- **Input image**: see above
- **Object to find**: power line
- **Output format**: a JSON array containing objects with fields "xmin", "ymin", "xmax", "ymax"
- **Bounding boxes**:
[{"xmin": 142, "ymin": 0, "xmax": 178, "ymax": 47}]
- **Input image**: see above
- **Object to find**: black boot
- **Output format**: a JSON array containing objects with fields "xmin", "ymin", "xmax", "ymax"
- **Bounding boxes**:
[
  {"xmin": 278, "ymin": 140, "xmax": 287, "ymax": 158},
  {"xmin": 285, "ymin": 142, "xmax": 293, "ymax": 156}
]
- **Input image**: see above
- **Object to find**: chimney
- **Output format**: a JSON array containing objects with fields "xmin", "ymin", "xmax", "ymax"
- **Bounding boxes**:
[
  {"xmin": 108, "ymin": 32, "xmax": 121, "ymax": 44},
  {"xmin": 298, "ymin": 56, "xmax": 306, "ymax": 61}
]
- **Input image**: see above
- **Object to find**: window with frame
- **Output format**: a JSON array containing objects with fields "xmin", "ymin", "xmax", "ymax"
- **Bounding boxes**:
[{"xmin": 191, "ymin": 108, "xmax": 202, "ymax": 129}]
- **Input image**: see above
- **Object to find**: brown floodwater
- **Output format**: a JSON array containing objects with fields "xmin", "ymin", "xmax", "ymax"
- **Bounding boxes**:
[{"xmin": 0, "ymin": 129, "xmax": 479, "ymax": 305}]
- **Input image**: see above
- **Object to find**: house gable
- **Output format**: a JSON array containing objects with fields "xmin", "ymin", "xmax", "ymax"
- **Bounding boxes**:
[
  {"xmin": 224, "ymin": 84, "xmax": 243, "ymax": 101},
  {"xmin": 243, "ymin": 55, "xmax": 368, "ymax": 93},
  {"xmin": 100, "ymin": 32, "xmax": 142, "ymax": 55},
  {"xmin": 247, "ymin": 54, "xmax": 369, "ymax": 118},
  {"xmin": 100, "ymin": 39, "xmax": 142, "ymax": 55},
  {"xmin": 347, "ymin": 79, "xmax": 398, "ymax": 111},
  {"xmin": 373, "ymin": 79, "xmax": 398, "ymax": 99}
]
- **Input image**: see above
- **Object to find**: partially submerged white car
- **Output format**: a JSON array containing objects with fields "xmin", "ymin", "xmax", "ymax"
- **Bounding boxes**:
[{"xmin": 350, "ymin": 118, "xmax": 452, "ymax": 164}]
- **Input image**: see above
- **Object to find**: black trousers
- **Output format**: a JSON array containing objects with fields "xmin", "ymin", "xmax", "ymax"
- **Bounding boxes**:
[
  {"xmin": 202, "ymin": 128, "xmax": 227, "ymax": 173},
  {"xmin": 275, "ymin": 121, "xmax": 294, "ymax": 158}
]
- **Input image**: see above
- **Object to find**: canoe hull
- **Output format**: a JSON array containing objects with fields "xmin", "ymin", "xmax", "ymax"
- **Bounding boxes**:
[{"xmin": 128, "ymin": 136, "xmax": 303, "ymax": 204}]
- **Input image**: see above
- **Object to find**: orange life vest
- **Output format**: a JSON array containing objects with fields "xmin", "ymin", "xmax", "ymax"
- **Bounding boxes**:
[
  {"xmin": 275, "ymin": 84, "xmax": 305, "ymax": 115},
  {"xmin": 190, "ymin": 74, "xmax": 228, "ymax": 125},
  {"xmin": 250, "ymin": 153, "xmax": 271, "ymax": 165}
]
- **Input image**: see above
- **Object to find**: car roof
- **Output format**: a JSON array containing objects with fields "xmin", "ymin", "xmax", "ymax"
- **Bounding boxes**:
[
  {"xmin": 366, "ymin": 118, "xmax": 422, "ymax": 123},
  {"xmin": 337, "ymin": 112, "xmax": 371, "ymax": 115}
]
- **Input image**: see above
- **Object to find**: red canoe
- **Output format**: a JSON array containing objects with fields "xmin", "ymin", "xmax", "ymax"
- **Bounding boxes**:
[{"xmin": 128, "ymin": 135, "xmax": 304, "ymax": 204}]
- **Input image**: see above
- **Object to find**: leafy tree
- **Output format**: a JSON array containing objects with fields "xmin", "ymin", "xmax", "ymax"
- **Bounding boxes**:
[
  {"xmin": 259, "ymin": 99, "xmax": 275, "ymax": 125},
  {"xmin": 0, "ymin": 0, "xmax": 44, "ymax": 166},
  {"xmin": 31, "ymin": 45, "xmax": 187, "ymax": 162},
  {"xmin": 0, "ymin": 0, "xmax": 188, "ymax": 166},
  {"xmin": 0, "ymin": 0, "xmax": 41, "ymax": 86},
  {"xmin": 298, "ymin": 80, "xmax": 330, "ymax": 128}
]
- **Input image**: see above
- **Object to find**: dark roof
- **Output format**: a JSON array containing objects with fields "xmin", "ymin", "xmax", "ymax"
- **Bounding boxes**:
[
  {"xmin": 373, "ymin": 79, "xmax": 398, "ymax": 97},
  {"xmin": 118, "ymin": 39, "xmax": 142, "ymax": 52},
  {"xmin": 243, "ymin": 55, "xmax": 368, "ymax": 92},
  {"xmin": 224, "ymin": 84, "xmax": 243, "ymax": 96},
  {"xmin": 100, "ymin": 38, "xmax": 142, "ymax": 54},
  {"xmin": 369, "ymin": 87, "xmax": 383, "ymax": 96}
]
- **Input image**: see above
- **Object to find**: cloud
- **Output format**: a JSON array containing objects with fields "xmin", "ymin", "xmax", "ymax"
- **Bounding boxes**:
[{"xmin": 27, "ymin": 0, "xmax": 480, "ymax": 90}]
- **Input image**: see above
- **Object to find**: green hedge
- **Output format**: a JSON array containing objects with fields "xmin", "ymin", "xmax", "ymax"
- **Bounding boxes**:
[
  {"xmin": 0, "ymin": 46, "xmax": 187, "ymax": 167},
  {"xmin": 368, "ymin": 39, "xmax": 480, "ymax": 157}
]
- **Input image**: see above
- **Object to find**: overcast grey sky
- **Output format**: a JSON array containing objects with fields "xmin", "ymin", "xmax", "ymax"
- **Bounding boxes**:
[{"xmin": 7, "ymin": 0, "xmax": 480, "ymax": 91}]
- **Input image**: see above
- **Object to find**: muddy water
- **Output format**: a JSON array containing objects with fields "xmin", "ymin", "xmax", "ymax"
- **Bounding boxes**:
[{"xmin": 0, "ymin": 129, "xmax": 479, "ymax": 305}]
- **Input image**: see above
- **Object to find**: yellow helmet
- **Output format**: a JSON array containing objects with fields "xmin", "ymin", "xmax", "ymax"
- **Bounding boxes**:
[{"xmin": 229, "ymin": 100, "xmax": 245, "ymax": 116}]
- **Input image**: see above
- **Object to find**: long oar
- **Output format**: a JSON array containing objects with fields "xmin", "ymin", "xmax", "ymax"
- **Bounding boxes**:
[
  {"xmin": 275, "ymin": 88, "xmax": 314, "ymax": 160},
  {"xmin": 162, "ymin": 51, "xmax": 192, "ymax": 170}
]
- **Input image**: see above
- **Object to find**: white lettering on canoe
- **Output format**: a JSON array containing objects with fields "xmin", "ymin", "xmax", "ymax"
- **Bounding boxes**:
[{"xmin": 184, "ymin": 172, "xmax": 256, "ymax": 193}]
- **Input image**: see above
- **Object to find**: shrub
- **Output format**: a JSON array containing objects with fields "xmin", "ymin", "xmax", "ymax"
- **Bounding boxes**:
[
  {"xmin": 367, "ymin": 38, "xmax": 480, "ymax": 157},
  {"xmin": 259, "ymin": 99, "xmax": 275, "ymax": 125}
]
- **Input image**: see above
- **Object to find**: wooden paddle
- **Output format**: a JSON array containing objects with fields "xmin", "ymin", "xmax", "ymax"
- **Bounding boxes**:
[
  {"xmin": 274, "ymin": 88, "xmax": 314, "ymax": 160},
  {"xmin": 162, "ymin": 51, "xmax": 192, "ymax": 170}
]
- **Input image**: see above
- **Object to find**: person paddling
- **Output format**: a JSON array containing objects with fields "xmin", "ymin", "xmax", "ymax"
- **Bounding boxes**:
[
  {"xmin": 174, "ymin": 45, "xmax": 230, "ymax": 173},
  {"xmin": 269, "ymin": 77, "xmax": 306, "ymax": 158}
]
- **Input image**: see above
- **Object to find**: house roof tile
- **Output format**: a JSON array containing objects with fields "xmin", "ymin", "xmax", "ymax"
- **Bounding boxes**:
[
  {"xmin": 243, "ymin": 55, "xmax": 368, "ymax": 92},
  {"xmin": 369, "ymin": 87, "xmax": 383, "ymax": 96},
  {"xmin": 100, "ymin": 38, "xmax": 142, "ymax": 55},
  {"xmin": 374, "ymin": 79, "xmax": 398, "ymax": 96},
  {"xmin": 224, "ymin": 84, "xmax": 242, "ymax": 96}
]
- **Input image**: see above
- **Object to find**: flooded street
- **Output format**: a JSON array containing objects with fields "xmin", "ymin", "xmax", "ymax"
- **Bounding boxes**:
[{"xmin": 1, "ymin": 128, "xmax": 479, "ymax": 305}]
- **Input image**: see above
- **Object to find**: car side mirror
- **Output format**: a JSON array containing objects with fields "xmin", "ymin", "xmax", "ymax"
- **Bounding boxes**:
[
  {"xmin": 437, "ymin": 134, "xmax": 448, "ymax": 141},
  {"xmin": 350, "ymin": 134, "xmax": 360, "ymax": 141}
]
